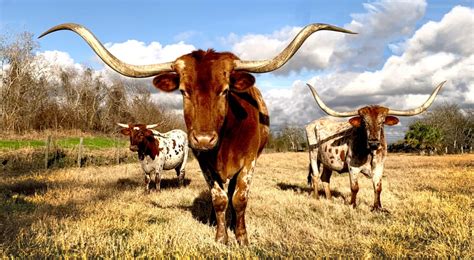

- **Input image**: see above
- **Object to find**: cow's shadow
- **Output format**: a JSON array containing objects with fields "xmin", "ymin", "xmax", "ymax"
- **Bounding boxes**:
[
  {"xmin": 116, "ymin": 177, "xmax": 192, "ymax": 191},
  {"xmin": 178, "ymin": 190, "xmax": 236, "ymax": 227},
  {"xmin": 277, "ymin": 182, "xmax": 345, "ymax": 199},
  {"xmin": 150, "ymin": 178, "xmax": 192, "ymax": 190},
  {"xmin": 187, "ymin": 190, "xmax": 215, "ymax": 225}
]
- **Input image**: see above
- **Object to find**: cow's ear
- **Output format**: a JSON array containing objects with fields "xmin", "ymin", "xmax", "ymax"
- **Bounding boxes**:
[
  {"xmin": 384, "ymin": 116, "xmax": 399, "ymax": 126},
  {"xmin": 153, "ymin": 73, "xmax": 179, "ymax": 92},
  {"xmin": 230, "ymin": 71, "xmax": 255, "ymax": 92},
  {"xmin": 144, "ymin": 129, "xmax": 154, "ymax": 137},
  {"xmin": 349, "ymin": 116, "xmax": 362, "ymax": 127},
  {"xmin": 120, "ymin": 128, "xmax": 131, "ymax": 136}
]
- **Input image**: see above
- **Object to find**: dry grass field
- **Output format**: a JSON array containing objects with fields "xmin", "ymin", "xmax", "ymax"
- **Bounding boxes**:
[{"xmin": 0, "ymin": 152, "xmax": 472, "ymax": 258}]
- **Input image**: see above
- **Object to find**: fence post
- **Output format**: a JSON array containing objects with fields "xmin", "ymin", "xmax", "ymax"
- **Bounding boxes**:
[
  {"xmin": 115, "ymin": 136, "xmax": 120, "ymax": 165},
  {"xmin": 77, "ymin": 137, "xmax": 83, "ymax": 167},
  {"xmin": 44, "ymin": 135, "xmax": 51, "ymax": 169}
]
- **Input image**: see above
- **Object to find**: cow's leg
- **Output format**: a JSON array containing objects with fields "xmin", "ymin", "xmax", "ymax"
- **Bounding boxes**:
[
  {"xmin": 348, "ymin": 166, "xmax": 360, "ymax": 208},
  {"xmin": 308, "ymin": 148, "xmax": 321, "ymax": 199},
  {"xmin": 228, "ymin": 175, "xmax": 238, "ymax": 232},
  {"xmin": 211, "ymin": 181, "xmax": 228, "ymax": 244},
  {"xmin": 154, "ymin": 170, "xmax": 162, "ymax": 192},
  {"xmin": 371, "ymin": 160, "xmax": 388, "ymax": 212},
  {"xmin": 144, "ymin": 173, "xmax": 151, "ymax": 193},
  {"xmin": 176, "ymin": 146, "xmax": 188, "ymax": 187},
  {"xmin": 321, "ymin": 166, "xmax": 333, "ymax": 200},
  {"xmin": 195, "ymin": 157, "xmax": 216, "ymax": 224},
  {"xmin": 232, "ymin": 159, "xmax": 255, "ymax": 246},
  {"xmin": 154, "ymin": 161, "xmax": 164, "ymax": 192}
]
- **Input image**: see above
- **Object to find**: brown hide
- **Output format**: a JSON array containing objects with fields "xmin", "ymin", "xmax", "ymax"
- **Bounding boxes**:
[
  {"xmin": 120, "ymin": 124, "xmax": 159, "ymax": 160},
  {"xmin": 153, "ymin": 49, "xmax": 269, "ymax": 245}
]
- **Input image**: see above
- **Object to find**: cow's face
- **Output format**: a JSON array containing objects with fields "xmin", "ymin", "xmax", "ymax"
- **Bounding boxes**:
[
  {"xmin": 348, "ymin": 106, "xmax": 399, "ymax": 150},
  {"xmin": 152, "ymin": 50, "xmax": 255, "ymax": 151},
  {"xmin": 120, "ymin": 124, "xmax": 153, "ymax": 152}
]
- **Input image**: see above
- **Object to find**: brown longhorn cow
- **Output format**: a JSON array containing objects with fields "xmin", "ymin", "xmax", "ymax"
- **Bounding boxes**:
[
  {"xmin": 40, "ymin": 23, "xmax": 355, "ymax": 245},
  {"xmin": 305, "ymin": 81, "xmax": 445, "ymax": 212}
]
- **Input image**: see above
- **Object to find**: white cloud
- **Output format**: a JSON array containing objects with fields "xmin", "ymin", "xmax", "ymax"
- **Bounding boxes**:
[
  {"xmin": 229, "ymin": 0, "xmax": 427, "ymax": 75},
  {"xmin": 103, "ymin": 40, "xmax": 195, "ymax": 65},
  {"xmin": 92, "ymin": 40, "xmax": 196, "ymax": 85},
  {"xmin": 333, "ymin": 0, "xmax": 427, "ymax": 69},
  {"xmin": 33, "ymin": 50, "xmax": 85, "ymax": 82}
]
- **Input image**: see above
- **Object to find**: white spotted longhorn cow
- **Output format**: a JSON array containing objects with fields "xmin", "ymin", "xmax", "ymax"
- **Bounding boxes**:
[
  {"xmin": 118, "ymin": 123, "xmax": 189, "ymax": 192},
  {"xmin": 305, "ymin": 81, "xmax": 445, "ymax": 212}
]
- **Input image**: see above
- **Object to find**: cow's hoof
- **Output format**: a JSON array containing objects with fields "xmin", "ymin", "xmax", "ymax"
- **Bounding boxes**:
[
  {"xmin": 236, "ymin": 234, "xmax": 249, "ymax": 246},
  {"xmin": 215, "ymin": 234, "xmax": 228, "ymax": 245},
  {"xmin": 371, "ymin": 206, "xmax": 390, "ymax": 214}
]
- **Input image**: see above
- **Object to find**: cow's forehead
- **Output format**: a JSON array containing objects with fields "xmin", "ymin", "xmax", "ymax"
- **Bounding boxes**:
[
  {"xmin": 359, "ymin": 106, "xmax": 389, "ymax": 117},
  {"xmin": 130, "ymin": 124, "xmax": 147, "ymax": 131},
  {"xmin": 176, "ymin": 50, "xmax": 237, "ymax": 72}
]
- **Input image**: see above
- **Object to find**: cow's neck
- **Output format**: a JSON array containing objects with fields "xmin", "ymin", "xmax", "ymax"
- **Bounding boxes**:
[
  {"xmin": 138, "ymin": 136, "xmax": 159, "ymax": 160},
  {"xmin": 352, "ymin": 126, "xmax": 371, "ymax": 158}
]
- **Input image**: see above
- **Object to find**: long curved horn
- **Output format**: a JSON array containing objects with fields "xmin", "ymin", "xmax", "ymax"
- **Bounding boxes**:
[
  {"xmin": 146, "ymin": 124, "xmax": 159, "ymax": 129},
  {"xmin": 307, "ymin": 83, "xmax": 358, "ymax": 117},
  {"xmin": 39, "ymin": 23, "xmax": 174, "ymax": 78},
  {"xmin": 388, "ymin": 81, "xmax": 446, "ymax": 116},
  {"xmin": 117, "ymin": 123, "xmax": 129, "ymax": 128},
  {"xmin": 234, "ymin": 23, "xmax": 356, "ymax": 73}
]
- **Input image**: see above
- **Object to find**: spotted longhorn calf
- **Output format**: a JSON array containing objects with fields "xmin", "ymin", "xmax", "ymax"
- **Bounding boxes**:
[
  {"xmin": 118, "ymin": 123, "xmax": 189, "ymax": 191},
  {"xmin": 305, "ymin": 82, "xmax": 445, "ymax": 211}
]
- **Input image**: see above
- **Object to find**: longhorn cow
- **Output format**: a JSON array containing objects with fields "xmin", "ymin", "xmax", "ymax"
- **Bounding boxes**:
[
  {"xmin": 118, "ymin": 123, "xmax": 189, "ymax": 192},
  {"xmin": 40, "ymin": 23, "xmax": 355, "ymax": 245},
  {"xmin": 305, "ymin": 82, "xmax": 445, "ymax": 211}
]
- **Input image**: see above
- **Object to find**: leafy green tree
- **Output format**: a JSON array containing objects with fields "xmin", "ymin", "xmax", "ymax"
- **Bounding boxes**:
[{"xmin": 404, "ymin": 122, "xmax": 443, "ymax": 152}]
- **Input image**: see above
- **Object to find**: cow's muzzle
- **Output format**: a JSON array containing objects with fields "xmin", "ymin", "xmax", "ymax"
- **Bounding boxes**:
[
  {"xmin": 368, "ymin": 139, "xmax": 380, "ymax": 150},
  {"xmin": 189, "ymin": 131, "xmax": 218, "ymax": 151},
  {"xmin": 129, "ymin": 145, "xmax": 139, "ymax": 152}
]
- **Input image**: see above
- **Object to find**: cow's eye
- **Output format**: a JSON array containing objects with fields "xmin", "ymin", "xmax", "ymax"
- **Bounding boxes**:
[
  {"xmin": 180, "ymin": 89, "xmax": 189, "ymax": 98},
  {"xmin": 219, "ymin": 89, "xmax": 229, "ymax": 97}
]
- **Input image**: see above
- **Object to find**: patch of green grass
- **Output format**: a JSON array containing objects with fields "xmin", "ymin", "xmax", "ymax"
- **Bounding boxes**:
[
  {"xmin": 55, "ymin": 137, "xmax": 127, "ymax": 149},
  {"xmin": 0, "ymin": 140, "xmax": 45, "ymax": 149},
  {"xmin": 0, "ymin": 137, "xmax": 128, "ymax": 150}
]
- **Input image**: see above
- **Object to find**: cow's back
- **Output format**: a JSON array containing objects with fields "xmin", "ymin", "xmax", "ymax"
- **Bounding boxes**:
[
  {"xmin": 251, "ymin": 86, "xmax": 270, "ymax": 156},
  {"xmin": 313, "ymin": 119, "xmax": 353, "ymax": 172},
  {"xmin": 154, "ymin": 129, "xmax": 188, "ymax": 170}
]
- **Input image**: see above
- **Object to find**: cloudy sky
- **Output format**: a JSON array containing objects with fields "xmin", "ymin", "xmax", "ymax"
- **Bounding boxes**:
[{"xmin": 2, "ymin": 0, "xmax": 473, "ymax": 142}]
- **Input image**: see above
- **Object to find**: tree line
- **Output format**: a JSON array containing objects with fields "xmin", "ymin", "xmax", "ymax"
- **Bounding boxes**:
[
  {"xmin": 389, "ymin": 103, "xmax": 473, "ymax": 154},
  {"xmin": 1, "ymin": 31, "xmax": 183, "ymax": 134}
]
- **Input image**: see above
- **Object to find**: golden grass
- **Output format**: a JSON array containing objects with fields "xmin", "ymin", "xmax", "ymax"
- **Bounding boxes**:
[{"xmin": 0, "ymin": 152, "xmax": 472, "ymax": 257}]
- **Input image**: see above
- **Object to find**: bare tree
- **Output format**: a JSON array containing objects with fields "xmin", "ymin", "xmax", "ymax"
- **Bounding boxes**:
[
  {"xmin": 0, "ymin": 31, "xmax": 184, "ymax": 135},
  {"xmin": 0, "ymin": 32, "xmax": 50, "ymax": 133},
  {"xmin": 417, "ymin": 103, "xmax": 473, "ymax": 153}
]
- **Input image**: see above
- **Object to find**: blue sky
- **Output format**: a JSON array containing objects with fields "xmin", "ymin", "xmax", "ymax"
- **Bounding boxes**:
[
  {"xmin": 1, "ymin": 0, "xmax": 473, "ymax": 142},
  {"xmin": 2, "ymin": 0, "xmax": 467, "ymax": 64}
]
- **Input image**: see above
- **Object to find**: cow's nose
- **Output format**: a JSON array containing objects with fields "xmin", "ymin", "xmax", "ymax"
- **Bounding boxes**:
[
  {"xmin": 368, "ymin": 140, "xmax": 380, "ymax": 150},
  {"xmin": 190, "ymin": 131, "xmax": 218, "ymax": 151},
  {"xmin": 129, "ymin": 145, "xmax": 139, "ymax": 152}
]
